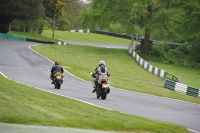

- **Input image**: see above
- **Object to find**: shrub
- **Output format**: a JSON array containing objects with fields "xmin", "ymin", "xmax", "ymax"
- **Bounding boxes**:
[{"xmin": 151, "ymin": 44, "xmax": 169, "ymax": 57}]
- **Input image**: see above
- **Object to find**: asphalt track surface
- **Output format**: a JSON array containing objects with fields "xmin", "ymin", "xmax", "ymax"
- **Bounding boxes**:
[{"xmin": 0, "ymin": 39, "xmax": 200, "ymax": 133}]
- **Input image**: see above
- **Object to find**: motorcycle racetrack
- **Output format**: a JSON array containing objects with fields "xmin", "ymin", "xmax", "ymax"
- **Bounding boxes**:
[{"xmin": 0, "ymin": 39, "xmax": 200, "ymax": 133}]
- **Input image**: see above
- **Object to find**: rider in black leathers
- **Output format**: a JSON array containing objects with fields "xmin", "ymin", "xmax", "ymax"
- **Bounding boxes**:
[{"xmin": 50, "ymin": 61, "xmax": 64, "ymax": 84}]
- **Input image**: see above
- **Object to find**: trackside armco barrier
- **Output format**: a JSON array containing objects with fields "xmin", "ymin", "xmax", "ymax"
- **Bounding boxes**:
[
  {"xmin": 0, "ymin": 33, "xmax": 26, "ymax": 41},
  {"xmin": 128, "ymin": 45, "xmax": 181, "ymax": 82},
  {"xmin": 54, "ymin": 41, "xmax": 68, "ymax": 45},
  {"xmin": 0, "ymin": 33, "xmax": 66, "ymax": 45},
  {"xmin": 70, "ymin": 29, "xmax": 90, "ymax": 33},
  {"xmin": 128, "ymin": 45, "xmax": 200, "ymax": 97},
  {"xmin": 164, "ymin": 79, "xmax": 200, "ymax": 97}
]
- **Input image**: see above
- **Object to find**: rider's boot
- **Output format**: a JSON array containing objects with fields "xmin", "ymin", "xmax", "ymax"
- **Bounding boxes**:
[{"xmin": 92, "ymin": 87, "xmax": 96, "ymax": 93}]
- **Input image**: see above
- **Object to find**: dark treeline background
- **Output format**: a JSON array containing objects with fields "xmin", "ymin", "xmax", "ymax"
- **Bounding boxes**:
[{"xmin": 0, "ymin": 0, "xmax": 89, "ymax": 34}]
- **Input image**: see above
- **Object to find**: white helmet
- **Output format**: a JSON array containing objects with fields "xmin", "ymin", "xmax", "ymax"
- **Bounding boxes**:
[{"xmin": 99, "ymin": 61, "xmax": 105, "ymax": 66}]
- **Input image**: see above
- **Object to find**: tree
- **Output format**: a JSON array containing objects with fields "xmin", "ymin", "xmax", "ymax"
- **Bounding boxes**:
[
  {"xmin": 171, "ymin": 0, "xmax": 200, "ymax": 62},
  {"xmin": 64, "ymin": 0, "xmax": 81, "ymax": 29},
  {"xmin": 78, "ymin": 0, "xmax": 172, "ymax": 55},
  {"xmin": 0, "ymin": 0, "xmax": 41, "ymax": 33},
  {"xmin": 43, "ymin": 0, "xmax": 65, "ymax": 39}
]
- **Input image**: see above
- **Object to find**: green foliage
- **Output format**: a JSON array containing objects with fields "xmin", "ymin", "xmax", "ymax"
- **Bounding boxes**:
[
  {"xmin": 0, "ymin": 0, "xmax": 41, "ymax": 20},
  {"xmin": 151, "ymin": 44, "xmax": 169, "ymax": 57},
  {"xmin": 56, "ymin": 19, "xmax": 70, "ymax": 31},
  {"xmin": 107, "ymin": 23, "xmax": 123, "ymax": 33},
  {"xmin": 42, "ymin": 0, "xmax": 65, "ymax": 19},
  {"xmin": 78, "ymin": 0, "xmax": 134, "ymax": 30},
  {"xmin": 147, "ymin": 44, "xmax": 200, "ymax": 68},
  {"xmin": 77, "ymin": 8, "xmax": 94, "ymax": 30},
  {"xmin": 64, "ymin": 0, "xmax": 85, "ymax": 30},
  {"xmin": 11, "ymin": 18, "xmax": 44, "ymax": 32},
  {"xmin": 0, "ymin": 0, "xmax": 42, "ymax": 33},
  {"xmin": 171, "ymin": 1, "xmax": 200, "ymax": 45}
]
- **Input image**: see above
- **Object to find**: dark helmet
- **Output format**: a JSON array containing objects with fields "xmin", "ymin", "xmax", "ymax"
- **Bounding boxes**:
[{"xmin": 55, "ymin": 61, "xmax": 59, "ymax": 65}]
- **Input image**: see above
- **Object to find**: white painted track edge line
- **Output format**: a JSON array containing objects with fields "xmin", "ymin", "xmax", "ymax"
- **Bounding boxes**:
[
  {"xmin": 0, "ymin": 70, "xmax": 112, "ymax": 111},
  {"xmin": 187, "ymin": 129, "xmax": 200, "ymax": 133}
]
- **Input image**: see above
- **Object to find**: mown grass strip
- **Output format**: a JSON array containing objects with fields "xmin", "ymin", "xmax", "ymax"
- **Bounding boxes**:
[
  {"xmin": 8, "ymin": 31, "xmax": 57, "ymax": 41},
  {"xmin": 32, "ymin": 44, "xmax": 200, "ymax": 104},
  {"xmin": 42, "ymin": 30, "xmax": 130, "ymax": 44},
  {"xmin": 0, "ymin": 75, "xmax": 188, "ymax": 133}
]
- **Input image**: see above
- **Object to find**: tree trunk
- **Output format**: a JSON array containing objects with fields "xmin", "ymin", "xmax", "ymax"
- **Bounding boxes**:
[
  {"xmin": 143, "ymin": 28, "xmax": 150, "ymax": 55},
  {"xmin": 0, "ymin": 13, "xmax": 13, "ymax": 33},
  {"xmin": 141, "ymin": 4, "xmax": 152, "ymax": 55},
  {"xmin": 52, "ymin": 18, "xmax": 55, "ymax": 39},
  {"xmin": 141, "ymin": 31, "xmax": 151, "ymax": 55},
  {"xmin": 9, "ymin": 23, "xmax": 11, "ymax": 30},
  {"xmin": 23, "ymin": 23, "xmax": 25, "ymax": 32},
  {"xmin": 0, "ymin": 23, "xmax": 10, "ymax": 33},
  {"xmin": 18, "ymin": 24, "xmax": 19, "ymax": 32},
  {"xmin": 38, "ymin": 25, "xmax": 43, "ymax": 35}
]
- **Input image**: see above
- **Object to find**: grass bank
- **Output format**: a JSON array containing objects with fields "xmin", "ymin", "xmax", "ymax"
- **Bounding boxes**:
[
  {"xmin": 42, "ymin": 30, "xmax": 130, "ymax": 44},
  {"xmin": 0, "ymin": 75, "xmax": 188, "ymax": 133},
  {"xmin": 8, "ymin": 31, "xmax": 56, "ymax": 41},
  {"xmin": 32, "ymin": 44, "xmax": 200, "ymax": 104},
  {"xmin": 8, "ymin": 30, "xmax": 131, "ymax": 44}
]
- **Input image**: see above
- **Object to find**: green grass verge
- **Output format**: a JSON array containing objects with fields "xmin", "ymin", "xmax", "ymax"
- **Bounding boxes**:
[
  {"xmin": 32, "ymin": 44, "xmax": 200, "ymax": 104},
  {"xmin": 0, "ymin": 75, "xmax": 188, "ymax": 133},
  {"xmin": 8, "ymin": 30, "xmax": 131, "ymax": 44},
  {"xmin": 8, "ymin": 31, "xmax": 57, "ymax": 41},
  {"xmin": 42, "ymin": 30, "xmax": 131, "ymax": 44}
]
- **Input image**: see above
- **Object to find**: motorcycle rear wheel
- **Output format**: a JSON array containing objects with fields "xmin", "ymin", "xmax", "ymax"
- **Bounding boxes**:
[
  {"xmin": 56, "ymin": 82, "xmax": 61, "ymax": 89},
  {"xmin": 54, "ymin": 80, "xmax": 61, "ymax": 89},
  {"xmin": 101, "ymin": 90, "xmax": 107, "ymax": 100}
]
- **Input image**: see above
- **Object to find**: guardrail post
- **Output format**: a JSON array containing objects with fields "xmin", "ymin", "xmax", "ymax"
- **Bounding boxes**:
[
  {"xmin": 131, "ymin": 36, "xmax": 135, "ymax": 51},
  {"xmin": 136, "ymin": 33, "xmax": 138, "ymax": 46}
]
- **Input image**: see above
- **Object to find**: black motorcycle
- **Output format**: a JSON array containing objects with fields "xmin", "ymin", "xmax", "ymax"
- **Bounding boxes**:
[
  {"xmin": 49, "ymin": 70, "xmax": 63, "ymax": 89},
  {"xmin": 53, "ymin": 72, "xmax": 63, "ymax": 89}
]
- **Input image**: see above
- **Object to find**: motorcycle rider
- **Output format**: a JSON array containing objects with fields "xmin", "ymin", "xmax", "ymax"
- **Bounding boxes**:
[
  {"xmin": 50, "ymin": 61, "xmax": 64, "ymax": 84},
  {"xmin": 92, "ymin": 60, "xmax": 110, "ymax": 93}
]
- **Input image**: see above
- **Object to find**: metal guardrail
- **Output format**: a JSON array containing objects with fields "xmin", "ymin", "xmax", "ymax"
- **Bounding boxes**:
[
  {"xmin": 0, "ymin": 33, "xmax": 62, "ymax": 45},
  {"xmin": 70, "ymin": 29, "xmax": 90, "ymax": 33},
  {"xmin": 128, "ymin": 45, "xmax": 200, "ymax": 97},
  {"xmin": 95, "ymin": 30, "xmax": 186, "ymax": 49},
  {"xmin": 164, "ymin": 79, "xmax": 200, "ymax": 97},
  {"xmin": 54, "ymin": 41, "xmax": 68, "ymax": 45},
  {"xmin": 128, "ymin": 45, "xmax": 181, "ymax": 83},
  {"xmin": 0, "ymin": 33, "xmax": 26, "ymax": 41}
]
